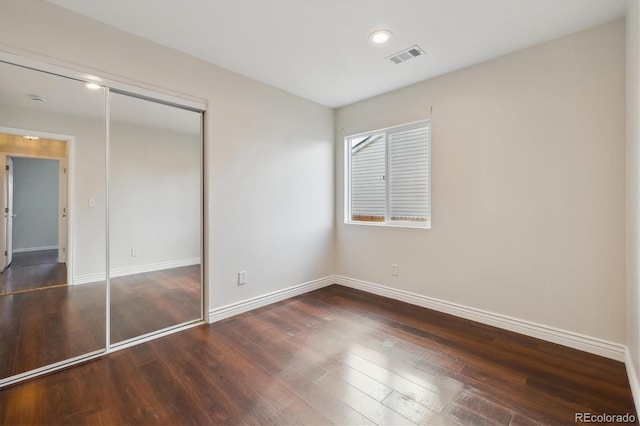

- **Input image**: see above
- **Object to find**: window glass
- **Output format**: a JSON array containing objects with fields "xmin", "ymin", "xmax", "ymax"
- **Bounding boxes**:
[{"xmin": 346, "ymin": 120, "xmax": 430, "ymax": 228}]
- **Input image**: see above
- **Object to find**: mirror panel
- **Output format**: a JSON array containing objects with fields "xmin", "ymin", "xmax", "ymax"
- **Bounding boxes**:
[
  {"xmin": 0, "ymin": 61, "xmax": 107, "ymax": 380},
  {"xmin": 109, "ymin": 92, "xmax": 202, "ymax": 344}
]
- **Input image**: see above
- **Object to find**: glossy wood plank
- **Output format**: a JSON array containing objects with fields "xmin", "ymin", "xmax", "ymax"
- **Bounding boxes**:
[
  {"xmin": 0, "ymin": 284, "xmax": 636, "ymax": 425},
  {"xmin": 0, "ymin": 283, "xmax": 106, "ymax": 379},
  {"xmin": 110, "ymin": 264, "xmax": 201, "ymax": 343}
]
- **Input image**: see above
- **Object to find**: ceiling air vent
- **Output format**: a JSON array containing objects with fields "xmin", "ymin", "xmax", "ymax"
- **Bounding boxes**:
[{"xmin": 387, "ymin": 45, "xmax": 425, "ymax": 64}]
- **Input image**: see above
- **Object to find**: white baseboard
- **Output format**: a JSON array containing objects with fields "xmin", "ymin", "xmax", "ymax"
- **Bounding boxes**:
[
  {"xmin": 110, "ymin": 258, "xmax": 200, "ymax": 279},
  {"xmin": 334, "ymin": 276, "xmax": 626, "ymax": 362},
  {"xmin": 73, "ymin": 272, "xmax": 104, "ymax": 285},
  {"xmin": 74, "ymin": 267, "xmax": 632, "ymax": 365},
  {"xmin": 73, "ymin": 258, "xmax": 201, "ymax": 285},
  {"xmin": 626, "ymin": 348, "xmax": 640, "ymax": 411},
  {"xmin": 13, "ymin": 245, "xmax": 58, "ymax": 253},
  {"xmin": 208, "ymin": 276, "xmax": 335, "ymax": 323}
]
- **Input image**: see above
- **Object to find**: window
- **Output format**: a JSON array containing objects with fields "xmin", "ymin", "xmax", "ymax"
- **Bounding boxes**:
[{"xmin": 345, "ymin": 120, "xmax": 431, "ymax": 228}]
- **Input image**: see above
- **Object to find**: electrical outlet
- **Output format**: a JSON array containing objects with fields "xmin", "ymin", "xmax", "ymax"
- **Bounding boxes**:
[
  {"xmin": 238, "ymin": 271, "xmax": 247, "ymax": 285},
  {"xmin": 131, "ymin": 248, "xmax": 138, "ymax": 257},
  {"xmin": 392, "ymin": 264, "xmax": 399, "ymax": 277},
  {"xmin": 88, "ymin": 198, "xmax": 96, "ymax": 208}
]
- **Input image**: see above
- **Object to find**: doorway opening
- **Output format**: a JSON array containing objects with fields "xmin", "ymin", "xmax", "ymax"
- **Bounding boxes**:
[{"xmin": 0, "ymin": 129, "xmax": 72, "ymax": 295}]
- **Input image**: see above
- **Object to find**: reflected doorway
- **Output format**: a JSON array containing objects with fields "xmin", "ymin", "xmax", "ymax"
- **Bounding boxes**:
[
  {"xmin": 0, "ymin": 60, "xmax": 109, "ymax": 384},
  {"xmin": 0, "ymin": 131, "xmax": 70, "ymax": 295}
]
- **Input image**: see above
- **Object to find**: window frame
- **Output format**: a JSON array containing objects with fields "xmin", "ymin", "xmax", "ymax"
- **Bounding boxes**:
[{"xmin": 344, "ymin": 119, "xmax": 431, "ymax": 229}]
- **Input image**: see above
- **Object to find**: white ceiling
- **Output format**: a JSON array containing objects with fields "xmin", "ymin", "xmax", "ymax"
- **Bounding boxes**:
[{"xmin": 50, "ymin": 0, "xmax": 628, "ymax": 108}]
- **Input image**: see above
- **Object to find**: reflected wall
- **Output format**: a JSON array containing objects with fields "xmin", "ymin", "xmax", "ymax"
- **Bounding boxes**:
[
  {"xmin": 109, "ymin": 92, "xmax": 202, "ymax": 344},
  {"xmin": 0, "ymin": 61, "xmax": 107, "ymax": 379}
]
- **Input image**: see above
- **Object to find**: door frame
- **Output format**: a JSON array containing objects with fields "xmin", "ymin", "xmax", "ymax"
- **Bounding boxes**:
[
  {"xmin": 0, "ymin": 126, "xmax": 75, "ymax": 286},
  {"xmin": 5, "ymin": 156, "xmax": 13, "ymax": 268},
  {"xmin": 0, "ymin": 155, "xmax": 12, "ymax": 271}
]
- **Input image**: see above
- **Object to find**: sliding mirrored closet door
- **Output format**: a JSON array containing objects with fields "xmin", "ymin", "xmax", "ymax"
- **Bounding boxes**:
[
  {"xmin": 0, "ymin": 61, "xmax": 107, "ymax": 380},
  {"xmin": 108, "ymin": 92, "xmax": 202, "ymax": 345},
  {"xmin": 0, "ymin": 54, "xmax": 204, "ymax": 386}
]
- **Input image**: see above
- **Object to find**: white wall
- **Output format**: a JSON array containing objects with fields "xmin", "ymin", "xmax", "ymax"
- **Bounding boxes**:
[
  {"xmin": 336, "ymin": 20, "xmax": 626, "ymax": 343},
  {"xmin": 11, "ymin": 157, "xmax": 59, "ymax": 251},
  {"xmin": 0, "ymin": 1, "xmax": 335, "ymax": 308},
  {"xmin": 1, "ymin": 103, "xmax": 207, "ymax": 278},
  {"xmin": 110, "ymin": 119, "xmax": 201, "ymax": 271},
  {"xmin": 626, "ymin": 0, "xmax": 640, "ymax": 406}
]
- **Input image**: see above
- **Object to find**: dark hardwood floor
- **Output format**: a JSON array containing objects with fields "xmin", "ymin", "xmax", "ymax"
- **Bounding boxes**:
[
  {"xmin": 0, "ymin": 285, "xmax": 635, "ymax": 425},
  {"xmin": 0, "ymin": 250, "xmax": 66, "ymax": 295},
  {"xmin": 0, "ymin": 265, "xmax": 201, "ymax": 379}
]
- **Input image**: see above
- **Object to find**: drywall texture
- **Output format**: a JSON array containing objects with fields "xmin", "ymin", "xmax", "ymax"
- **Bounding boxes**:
[
  {"xmin": 11, "ymin": 158, "xmax": 59, "ymax": 251},
  {"xmin": 336, "ymin": 20, "xmax": 626, "ymax": 343},
  {"xmin": 626, "ymin": 0, "xmax": 640, "ymax": 403},
  {"xmin": 0, "ymin": 1, "xmax": 335, "ymax": 308}
]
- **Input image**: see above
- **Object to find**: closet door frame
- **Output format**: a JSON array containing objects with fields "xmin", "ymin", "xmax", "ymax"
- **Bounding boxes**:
[
  {"xmin": 107, "ymin": 89, "xmax": 206, "ymax": 348},
  {"xmin": 0, "ymin": 51, "xmax": 208, "ymax": 388}
]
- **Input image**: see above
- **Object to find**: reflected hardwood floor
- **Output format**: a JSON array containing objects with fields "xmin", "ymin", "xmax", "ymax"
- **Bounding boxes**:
[
  {"xmin": 0, "ymin": 265, "xmax": 201, "ymax": 379},
  {"xmin": 110, "ymin": 265, "xmax": 201, "ymax": 343},
  {"xmin": 0, "ymin": 250, "xmax": 66, "ymax": 295},
  {"xmin": 0, "ymin": 283, "xmax": 106, "ymax": 379},
  {"xmin": 11, "ymin": 250, "xmax": 58, "ymax": 267},
  {"xmin": 1, "ymin": 285, "xmax": 636, "ymax": 425}
]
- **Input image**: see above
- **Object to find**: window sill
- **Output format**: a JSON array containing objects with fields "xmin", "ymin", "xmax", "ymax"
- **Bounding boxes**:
[{"xmin": 344, "ymin": 220, "xmax": 431, "ymax": 230}]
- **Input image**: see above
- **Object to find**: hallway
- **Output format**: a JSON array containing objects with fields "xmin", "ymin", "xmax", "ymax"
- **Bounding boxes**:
[{"xmin": 0, "ymin": 250, "xmax": 67, "ymax": 295}]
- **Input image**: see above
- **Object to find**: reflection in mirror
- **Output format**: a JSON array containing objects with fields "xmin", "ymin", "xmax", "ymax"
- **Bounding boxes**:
[
  {"xmin": 0, "ymin": 62, "xmax": 106, "ymax": 380},
  {"xmin": 109, "ymin": 92, "xmax": 202, "ymax": 344}
]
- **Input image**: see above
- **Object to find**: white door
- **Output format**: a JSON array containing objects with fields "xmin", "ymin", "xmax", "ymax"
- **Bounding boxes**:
[
  {"xmin": 58, "ymin": 159, "xmax": 67, "ymax": 263},
  {"xmin": 6, "ymin": 157, "xmax": 14, "ymax": 267}
]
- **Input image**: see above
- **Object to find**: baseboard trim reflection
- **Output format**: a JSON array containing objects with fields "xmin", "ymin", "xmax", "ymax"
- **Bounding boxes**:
[
  {"xmin": 13, "ymin": 246, "xmax": 58, "ymax": 254},
  {"xmin": 73, "ymin": 258, "xmax": 201, "ymax": 285}
]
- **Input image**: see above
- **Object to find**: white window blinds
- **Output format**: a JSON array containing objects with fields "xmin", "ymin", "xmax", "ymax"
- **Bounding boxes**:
[
  {"xmin": 388, "ymin": 125, "xmax": 430, "ymax": 223},
  {"xmin": 346, "ymin": 119, "xmax": 431, "ymax": 228},
  {"xmin": 350, "ymin": 134, "xmax": 385, "ymax": 222}
]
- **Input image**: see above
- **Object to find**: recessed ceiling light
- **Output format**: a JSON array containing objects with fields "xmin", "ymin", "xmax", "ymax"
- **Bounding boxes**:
[
  {"xmin": 369, "ymin": 29, "xmax": 393, "ymax": 44},
  {"xmin": 84, "ymin": 75, "xmax": 102, "ymax": 82},
  {"xmin": 84, "ymin": 82, "xmax": 101, "ymax": 90},
  {"xmin": 23, "ymin": 136, "xmax": 39, "ymax": 140}
]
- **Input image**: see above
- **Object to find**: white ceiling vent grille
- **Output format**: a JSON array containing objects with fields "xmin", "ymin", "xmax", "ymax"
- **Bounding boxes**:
[{"xmin": 387, "ymin": 45, "xmax": 425, "ymax": 64}]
